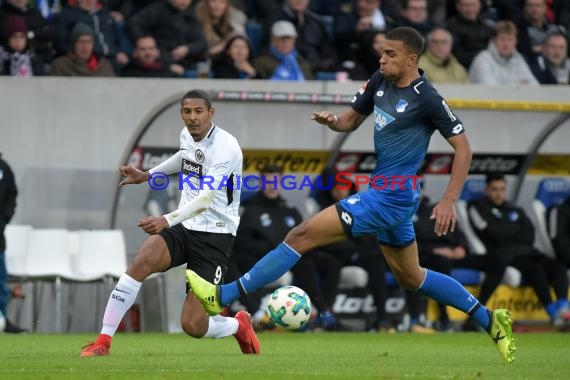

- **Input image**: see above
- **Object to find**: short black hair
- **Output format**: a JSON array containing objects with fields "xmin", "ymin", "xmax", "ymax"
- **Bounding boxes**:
[
  {"xmin": 485, "ymin": 173, "xmax": 506, "ymax": 185},
  {"xmin": 181, "ymin": 89, "xmax": 213, "ymax": 109},
  {"xmin": 385, "ymin": 26, "xmax": 425, "ymax": 55}
]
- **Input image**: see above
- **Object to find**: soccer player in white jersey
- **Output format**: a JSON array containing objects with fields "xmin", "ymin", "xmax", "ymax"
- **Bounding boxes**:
[{"xmin": 81, "ymin": 89, "xmax": 260, "ymax": 356}]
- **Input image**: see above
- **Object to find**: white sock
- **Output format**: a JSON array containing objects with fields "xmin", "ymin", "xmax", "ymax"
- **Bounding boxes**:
[
  {"xmin": 101, "ymin": 273, "xmax": 142, "ymax": 337},
  {"xmin": 203, "ymin": 315, "xmax": 239, "ymax": 338}
]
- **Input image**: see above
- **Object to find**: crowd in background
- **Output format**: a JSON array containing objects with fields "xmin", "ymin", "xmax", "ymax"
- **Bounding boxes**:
[{"xmin": 0, "ymin": 0, "xmax": 569, "ymax": 84}]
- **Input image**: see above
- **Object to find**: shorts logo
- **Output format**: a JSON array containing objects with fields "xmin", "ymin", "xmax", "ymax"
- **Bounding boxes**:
[
  {"xmin": 195, "ymin": 149, "xmax": 205, "ymax": 163},
  {"xmin": 341, "ymin": 211, "xmax": 353, "ymax": 226},
  {"xmin": 395, "ymin": 99, "xmax": 408, "ymax": 113},
  {"xmin": 374, "ymin": 105, "xmax": 395, "ymax": 131},
  {"xmin": 347, "ymin": 195, "xmax": 360, "ymax": 205},
  {"xmin": 181, "ymin": 158, "xmax": 203, "ymax": 178}
]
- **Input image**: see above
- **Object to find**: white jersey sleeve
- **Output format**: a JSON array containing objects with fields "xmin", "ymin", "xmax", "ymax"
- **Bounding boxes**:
[{"xmin": 177, "ymin": 125, "xmax": 243, "ymax": 235}]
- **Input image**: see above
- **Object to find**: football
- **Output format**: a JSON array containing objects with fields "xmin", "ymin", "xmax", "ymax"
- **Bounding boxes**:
[{"xmin": 266, "ymin": 285, "xmax": 312, "ymax": 330}]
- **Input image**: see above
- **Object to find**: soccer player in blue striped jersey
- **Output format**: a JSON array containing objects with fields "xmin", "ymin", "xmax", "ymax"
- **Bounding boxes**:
[{"xmin": 187, "ymin": 27, "xmax": 516, "ymax": 363}]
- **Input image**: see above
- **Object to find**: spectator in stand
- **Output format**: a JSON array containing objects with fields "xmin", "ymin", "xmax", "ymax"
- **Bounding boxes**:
[
  {"xmin": 212, "ymin": 35, "xmax": 257, "ymax": 78},
  {"xmin": 418, "ymin": 27, "xmax": 469, "ymax": 83},
  {"xmin": 551, "ymin": 195, "xmax": 570, "ymax": 268},
  {"xmin": 107, "ymin": 0, "xmax": 136, "ymax": 22},
  {"xmin": 393, "ymin": 0, "xmax": 433, "ymax": 37},
  {"xmin": 446, "ymin": 0, "xmax": 495, "ymax": 70},
  {"xmin": 334, "ymin": 0, "xmax": 393, "ymax": 65},
  {"xmin": 350, "ymin": 30, "xmax": 384, "ymax": 80},
  {"xmin": 309, "ymin": 0, "xmax": 350, "ymax": 16},
  {"xmin": 553, "ymin": 0, "xmax": 570, "ymax": 33},
  {"xmin": 126, "ymin": 0, "xmax": 207, "ymax": 72},
  {"xmin": 469, "ymin": 174, "xmax": 570, "ymax": 329},
  {"xmin": 0, "ymin": 15, "xmax": 46, "ymax": 76},
  {"xmin": 52, "ymin": 0, "xmax": 128, "ymax": 70},
  {"xmin": 262, "ymin": 0, "xmax": 338, "ymax": 73},
  {"xmin": 446, "ymin": 0, "xmax": 521, "ymax": 22},
  {"xmin": 385, "ymin": 0, "xmax": 447, "ymax": 26},
  {"xmin": 516, "ymin": 0, "xmax": 567, "ymax": 60},
  {"xmin": 529, "ymin": 32, "xmax": 570, "ymax": 84},
  {"xmin": 122, "ymin": 35, "xmax": 184, "ymax": 77},
  {"xmin": 0, "ymin": 0, "xmax": 55, "ymax": 66},
  {"xmin": 49, "ymin": 23, "xmax": 115, "ymax": 76},
  {"xmin": 469, "ymin": 20, "xmax": 539, "ymax": 85},
  {"xmin": 195, "ymin": 0, "xmax": 246, "ymax": 59},
  {"xmin": 248, "ymin": 0, "xmax": 284, "ymax": 26},
  {"xmin": 254, "ymin": 20, "xmax": 313, "ymax": 80}
]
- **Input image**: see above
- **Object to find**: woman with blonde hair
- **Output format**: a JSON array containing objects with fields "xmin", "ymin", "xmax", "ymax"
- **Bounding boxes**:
[{"xmin": 195, "ymin": 0, "xmax": 246, "ymax": 57}]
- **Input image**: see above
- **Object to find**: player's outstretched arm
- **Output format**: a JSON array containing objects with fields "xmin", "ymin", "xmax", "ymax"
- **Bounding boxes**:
[
  {"xmin": 312, "ymin": 109, "xmax": 367, "ymax": 132},
  {"xmin": 119, "ymin": 165, "xmax": 150, "ymax": 186},
  {"xmin": 431, "ymin": 133, "xmax": 472, "ymax": 236}
]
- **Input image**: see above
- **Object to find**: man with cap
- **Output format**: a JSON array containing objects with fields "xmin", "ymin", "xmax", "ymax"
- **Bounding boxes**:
[
  {"xmin": 254, "ymin": 20, "xmax": 313, "ymax": 80},
  {"xmin": 49, "ymin": 23, "xmax": 115, "ymax": 77}
]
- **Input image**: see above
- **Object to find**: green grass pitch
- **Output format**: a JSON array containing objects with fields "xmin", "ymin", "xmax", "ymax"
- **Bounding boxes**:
[{"xmin": 1, "ymin": 332, "xmax": 569, "ymax": 379}]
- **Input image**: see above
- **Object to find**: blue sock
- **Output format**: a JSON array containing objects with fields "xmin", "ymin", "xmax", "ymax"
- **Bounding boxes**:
[
  {"xmin": 418, "ymin": 269, "xmax": 490, "ymax": 331},
  {"xmin": 220, "ymin": 242, "xmax": 301, "ymax": 305},
  {"xmin": 556, "ymin": 299, "xmax": 569, "ymax": 311},
  {"xmin": 546, "ymin": 302, "xmax": 558, "ymax": 319}
]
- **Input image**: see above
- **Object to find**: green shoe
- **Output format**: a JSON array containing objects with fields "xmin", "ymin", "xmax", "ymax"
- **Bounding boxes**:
[
  {"xmin": 185, "ymin": 270, "xmax": 223, "ymax": 315},
  {"xmin": 489, "ymin": 309, "xmax": 516, "ymax": 364}
]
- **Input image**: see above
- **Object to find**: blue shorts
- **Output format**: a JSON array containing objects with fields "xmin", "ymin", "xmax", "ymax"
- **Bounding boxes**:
[{"xmin": 336, "ymin": 189, "xmax": 420, "ymax": 248}]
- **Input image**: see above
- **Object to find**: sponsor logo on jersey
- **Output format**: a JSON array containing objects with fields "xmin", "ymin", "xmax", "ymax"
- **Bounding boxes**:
[
  {"xmin": 373, "ymin": 105, "xmax": 395, "ymax": 131},
  {"xmin": 395, "ymin": 99, "xmax": 408, "ymax": 113},
  {"xmin": 181, "ymin": 158, "xmax": 203, "ymax": 178},
  {"xmin": 195, "ymin": 149, "xmax": 205, "ymax": 163},
  {"xmin": 376, "ymin": 90, "xmax": 384, "ymax": 97}
]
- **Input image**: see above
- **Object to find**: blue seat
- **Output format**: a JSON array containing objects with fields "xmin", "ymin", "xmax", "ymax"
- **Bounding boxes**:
[
  {"xmin": 535, "ymin": 178, "xmax": 570, "ymax": 209},
  {"xmin": 531, "ymin": 178, "xmax": 570, "ymax": 257},
  {"xmin": 460, "ymin": 178, "xmax": 486, "ymax": 202},
  {"xmin": 385, "ymin": 271, "xmax": 397, "ymax": 287}
]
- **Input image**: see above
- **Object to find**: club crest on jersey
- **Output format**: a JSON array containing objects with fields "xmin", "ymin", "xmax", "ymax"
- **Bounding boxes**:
[
  {"xmin": 195, "ymin": 149, "xmax": 205, "ymax": 163},
  {"xmin": 373, "ymin": 105, "xmax": 395, "ymax": 131},
  {"xmin": 181, "ymin": 158, "xmax": 203, "ymax": 178},
  {"xmin": 395, "ymin": 99, "xmax": 408, "ymax": 113}
]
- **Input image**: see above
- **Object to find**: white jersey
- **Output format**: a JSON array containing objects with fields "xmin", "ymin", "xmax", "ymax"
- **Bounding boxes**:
[{"xmin": 177, "ymin": 124, "xmax": 242, "ymax": 235}]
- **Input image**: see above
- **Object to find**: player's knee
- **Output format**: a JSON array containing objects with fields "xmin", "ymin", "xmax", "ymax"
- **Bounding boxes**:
[
  {"xmin": 393, "ymin": 271, "xmax": 424, "ymax": 290},
  {"xmin": 181, "ymin": 315, "xmax": 207, "ymax": 338},
  {"xmin": 285, "ymin": 223, "xmax": 311, "ymax": 252},
  {"xmin": 128, "ymin": 253, "xmax": 155, "ymax": 279}
]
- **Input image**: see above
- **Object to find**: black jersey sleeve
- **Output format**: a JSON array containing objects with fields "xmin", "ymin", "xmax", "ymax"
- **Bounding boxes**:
[{"xmin": 423, "ymin": 90, "xmax": 465, "ymax": 139}]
